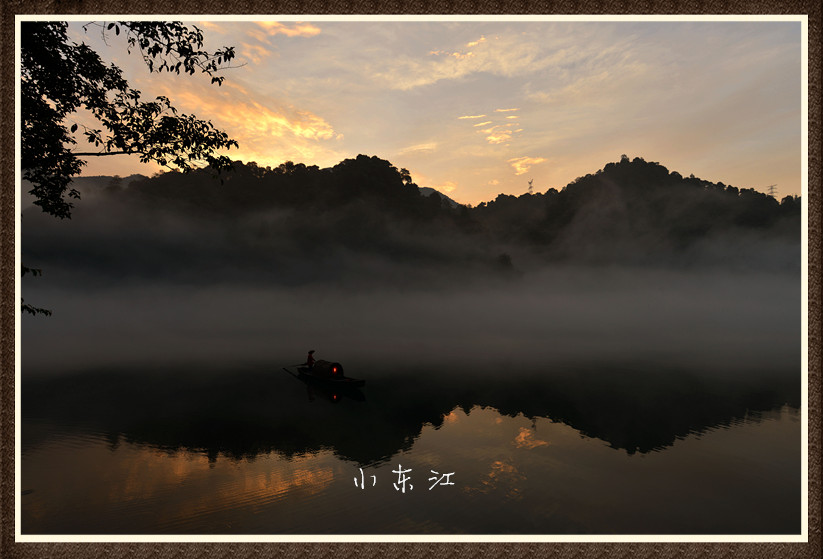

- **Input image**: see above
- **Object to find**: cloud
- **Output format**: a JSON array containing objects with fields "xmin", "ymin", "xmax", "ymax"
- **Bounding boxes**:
[
  {"xmin": 413, "ymin": 170, "xmax": 458, "ymax": 195},
  {"xmin": 429, "ymin": 38, "xmax": 483, "ymax": 60},
  {"xmin": 251, "ymin": 105, "xmax": 336, "ymax": 140},
  {"xmin": 254, "ymin": 21, "xmax": 322, "ymax": 38},
  {"xmin": 458, "ymin": 115, "xmax": 487, "ymax": 119},
  {"xmin": 373, "ymin": 33, "xmax": 558, "ymax": 90},
  {"xmin": 459, "ymin": 105, "xmax": 524, "ymax": 145},
  {"xmin": 477, "ymin": 124, "xmax": 518, "ymax": 145},
  {"xmin": 152, "ymin": 81, "xmax": 341, "ymax": 167},
  {"xmin": 398, "ymin": 142, "xmax": 438, "ymax": 155},
  {"xmin": 434, "ymin": 181, "xmax": 457, "ymax": 193},
  {"xmin": 175, "ymin": 89, "xmax": 336, "ymax": 141},
  {"xmin": 242, "ymin": 22, "xmax": 321, "ymax": 51},
  {"xmin": 508, "ymin": 156, "xmax": 547, "ymax": 175},
  {"xmin": 241, "ymin": 42, "xmax": 273, "ymax": 65},
  {"xmin": 526, "ymin": 64, "xmax": 647, "ymax": 109},
  {"xmin": 212, "ymin": 22, "xmax": 321, "ymax": 67},
  {"xmin": 222, "ymin": 81, "xmax": 251, "ymax": 97},
  {"xmin": 483, "ymin": 129, "xmax": 512, "ymax": 145}
]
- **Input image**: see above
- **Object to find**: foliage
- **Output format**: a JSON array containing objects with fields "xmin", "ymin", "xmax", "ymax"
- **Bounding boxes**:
[
  {"xmin": 123, "ymin": 155, "xmax": 446, "ymax": 218},
  {"xmin": 473, "ymin": 156, "xmax": 800, "ymax": 253},
  {"xmin": 21, "ymin": 266, "xmax": 51, "ymax": 316},
  {"xmin": 117, "ymin": 155, "xmax": 800, "ymax": 248},
  {"xmin": 21, "ymin": 21, "xmax": 239, "ymax": 220},
  {"xmin": 22, "ymin": 155, "xmax": 802, "ymax": 291},
  {"xmin": 21, "ymin": 20, "xmax": 240, "ymax": 317}
]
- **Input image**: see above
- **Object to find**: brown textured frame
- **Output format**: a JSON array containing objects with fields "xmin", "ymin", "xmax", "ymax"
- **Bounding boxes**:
[{"xmin": 1, "ymin": 1, "xmax": 820, "ymax": 557}]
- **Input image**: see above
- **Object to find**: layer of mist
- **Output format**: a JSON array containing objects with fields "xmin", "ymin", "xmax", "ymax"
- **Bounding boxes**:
[
  {"xmin": 22, "ymin": 156, "xmax": 801, "ymax": 291},
  {"xmin": 21, "ymin": 156, "xmax": 802, "ymax": 376},
  {"xmin": 22, "ymin": 265, "xmax": 799, "ymax": 376},
  {"xmin": 20, "ymin": 157, "xmax": 803, "ymax": 535}
]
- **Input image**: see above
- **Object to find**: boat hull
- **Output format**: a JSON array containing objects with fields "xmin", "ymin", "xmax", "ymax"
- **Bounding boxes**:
[{"xmin": 296, "ymin": 367, "xmax": 366, "ymax": 388}]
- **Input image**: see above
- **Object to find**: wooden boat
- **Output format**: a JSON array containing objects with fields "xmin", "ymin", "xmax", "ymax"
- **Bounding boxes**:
[
  {"xmin": 287, "ymin": 360, "xmax": 366, "ymax": 388},
  {"xmin": 297, "ymin": 367, "xmax": 366, "ymax": 387}
]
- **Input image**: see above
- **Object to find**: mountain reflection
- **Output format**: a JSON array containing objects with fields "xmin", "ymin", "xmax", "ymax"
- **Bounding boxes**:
[{"xmin": 23, "ymin": 365, "xmax": 799, "ymax": 463}]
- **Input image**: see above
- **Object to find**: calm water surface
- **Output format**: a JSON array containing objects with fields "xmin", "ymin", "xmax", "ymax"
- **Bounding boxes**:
[{"xmin": 21, "ymin": 366, "xmax": 800, "ymax": 535}]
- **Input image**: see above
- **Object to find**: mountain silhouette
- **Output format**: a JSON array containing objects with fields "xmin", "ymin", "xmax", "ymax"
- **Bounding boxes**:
[
  {"xmin": 419, "ymin": 187, "xmax": 460, "ymax": 208},
  {"xmin": 22, "ymin": 154, "xmax": 801, "ymax": 287}
]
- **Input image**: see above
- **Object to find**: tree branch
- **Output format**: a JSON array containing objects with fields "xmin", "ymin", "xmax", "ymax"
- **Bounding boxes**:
[{"xmin": 72, "ymin": 151, "xmax": 133, "ymax": 156}]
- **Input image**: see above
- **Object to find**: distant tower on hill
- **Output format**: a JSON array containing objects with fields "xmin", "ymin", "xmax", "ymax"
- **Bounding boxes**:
[
  {"xmin": 527, "ymin": 179, "xmax": 534, "ymax": 195},
  {"xmin": 766, "ymin": 184, "xmax": 778, "ymax": 198}
]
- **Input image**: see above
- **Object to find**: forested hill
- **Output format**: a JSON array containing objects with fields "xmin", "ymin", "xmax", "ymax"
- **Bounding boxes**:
[
  {"xmin": 471, "ymin": 155, "xmax": 800, "ymax": 257},
  {"xmin": 23, "ymin": 154, "xmax": 801, "ymax": 285},
  {"xmin": 116, "ymin": 153, "xmax": 798, "ymax": 232}
]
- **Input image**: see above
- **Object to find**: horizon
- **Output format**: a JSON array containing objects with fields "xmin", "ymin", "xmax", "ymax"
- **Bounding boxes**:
[
  {"xmin": 63, "ymin": 153, "xmax": 801, "ymax": 209},
  {"xmin": 17, "ymin": 17, "xmax": 807, "ymax": 539},
  {"xmin": 42, "ymin": 17, "xmax": 804, "ymax": 206}
]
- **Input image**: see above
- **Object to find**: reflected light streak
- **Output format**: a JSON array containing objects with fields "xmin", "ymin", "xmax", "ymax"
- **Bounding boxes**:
[{"xmin": 514, "ymin": 427, "xmax": 550, "ymax": 449}]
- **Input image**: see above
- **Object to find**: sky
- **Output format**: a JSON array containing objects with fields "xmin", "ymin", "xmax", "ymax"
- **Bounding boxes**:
[{"xmin": 62, "ymin": 18, "xmax": 803, "ymax": 206}]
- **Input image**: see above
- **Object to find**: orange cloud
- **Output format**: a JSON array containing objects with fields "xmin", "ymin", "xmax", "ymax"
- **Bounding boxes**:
[
  {"xmin": 152, "ymin": 81, "xmax": 341, "ymax": 167},
  {"xmin": 485, "ymin": 130, "xmax": 512, "ymax": 144},
  {"xmin": 431, "ymin": 36, "xmax": 486, "ymax": 63},
  {"xmin": 434, "ymin": 181, "xmax": 457, "ymax": 194},
  {"xmin": 241, "ymin": 42, "xmax": 273, "ymax": 65},
  {"xmin": 223, "ymin": 80, "xmax": 251, "ymax": 96},
  {"xmin": 508, "ymin": 156, "xmax": 547, "ymax": 175},
  {"xmin": 171, "ymin": 88, "xmax": 336, "ymax": 141},
  {"xmin": 478, "ymin": 125, "xmax": 513, "ymax": 144},
  {"xmin": 398, "ymin": 142, "xmax": 438, "ymax": 155},
  {"xmin": 255, "ymin": 21, "xmax": 322, "ymax": 38},
  {"xmin": 460, "ymin": 108, "xmax": 525, "ymax": 144}
]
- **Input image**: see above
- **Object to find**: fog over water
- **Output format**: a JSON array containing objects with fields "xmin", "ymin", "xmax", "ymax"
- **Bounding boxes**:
[
  {"xmin": 21, "ymin": 166, "xmax": 801, "ymax": 377},
  {"xmin": 22, "ymin": 265, "xmax": 799, "ymax": 376},
  {"xmin": 20, "ymin": 167, "xmax": 802, "ymax": 536}
]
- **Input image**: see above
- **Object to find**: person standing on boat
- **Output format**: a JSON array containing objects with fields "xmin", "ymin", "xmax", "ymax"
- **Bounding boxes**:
[{"xmin": 305, "ymin": 350, "xmax": 316, "ymax": 369}]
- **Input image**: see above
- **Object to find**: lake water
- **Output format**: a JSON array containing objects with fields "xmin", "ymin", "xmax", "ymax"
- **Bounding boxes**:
[{"xmin": 20, "ymin": 365, "xmax": 801, "ymax": 535}]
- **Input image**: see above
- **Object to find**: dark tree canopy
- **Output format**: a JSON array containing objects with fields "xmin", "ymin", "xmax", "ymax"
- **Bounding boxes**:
[
  {"xmin": 21, "ymin": 21, "xmax": 239, "ymax": 220},
  {"xmin": 22, "ymin": 155, "xmax": 801, "ymax": 296},
  {"xmin": 21, "ymin": 20, "xmax": 240, "ymax": 316}
]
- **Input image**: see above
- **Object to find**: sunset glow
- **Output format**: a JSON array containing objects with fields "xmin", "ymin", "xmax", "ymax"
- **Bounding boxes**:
[{"xmin": 65, "ymin": 18, "xmax": 802, "ymax": 205}]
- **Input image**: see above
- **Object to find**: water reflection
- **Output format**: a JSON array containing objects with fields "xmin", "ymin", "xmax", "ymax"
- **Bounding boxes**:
[
  {"xmin": 23, "ymin": 365, "xmax": 800, "ymax": 462},
  {"xmin": 21, "ymin": 405, "xmax": 800, "ymax": 534},
  {"xmin": 21, "ymin": 365, "xmax": 801, "ymax": 534},
  {"xmin": 283, "ymin": 367, "xmax": 366, "ymax": 404}
]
